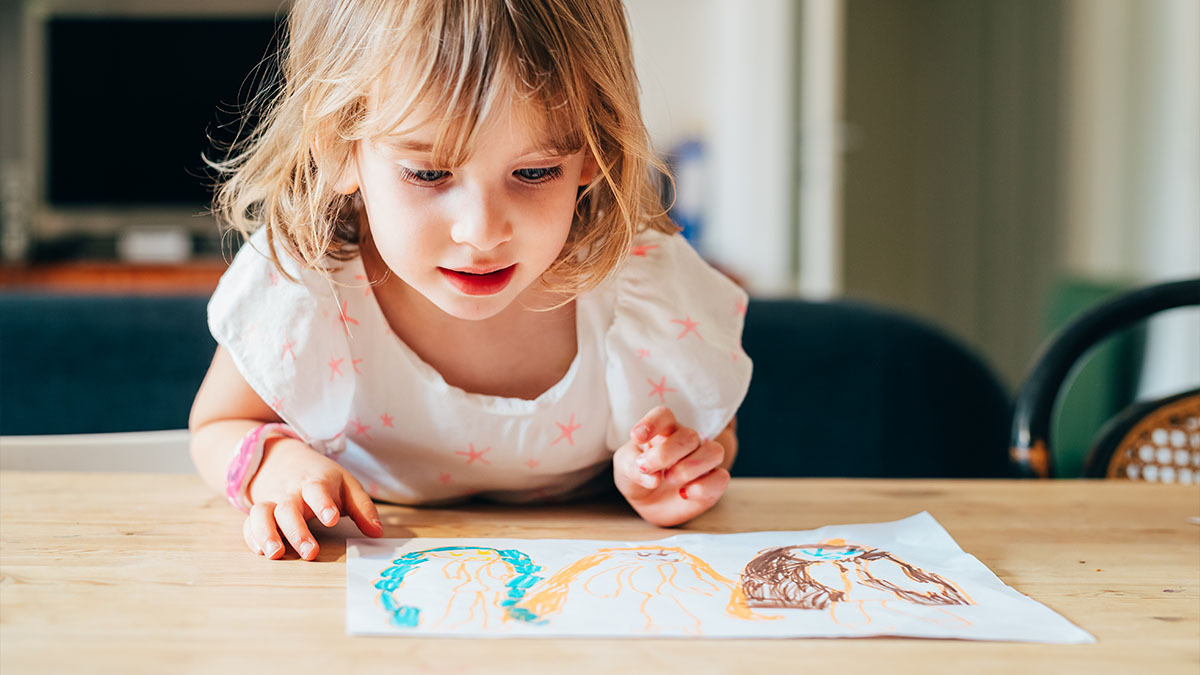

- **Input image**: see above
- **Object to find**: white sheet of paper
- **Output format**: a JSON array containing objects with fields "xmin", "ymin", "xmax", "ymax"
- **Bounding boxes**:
[{"xmin": 346, "ymin": 512, "xmax": 1093, "ymax": 642}]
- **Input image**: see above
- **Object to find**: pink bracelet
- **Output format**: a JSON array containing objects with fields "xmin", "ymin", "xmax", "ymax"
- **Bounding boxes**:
[{"xmin": 226, "ymin": 423, "xmax": 302, "ymax": 513}]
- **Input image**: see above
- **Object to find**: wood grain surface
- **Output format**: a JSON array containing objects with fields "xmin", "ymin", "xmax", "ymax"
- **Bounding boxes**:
[{"xmin": 1, "ymin": 473, "xmax": 1196, "ymax": 674}]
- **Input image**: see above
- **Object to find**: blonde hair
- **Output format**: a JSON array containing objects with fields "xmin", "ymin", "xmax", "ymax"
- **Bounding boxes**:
[{"xmin": 208, "ymin": 0, "xmax": 676, "ymax": 294}]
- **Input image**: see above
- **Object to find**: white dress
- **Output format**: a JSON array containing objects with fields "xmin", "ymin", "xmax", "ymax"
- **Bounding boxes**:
[{"xmin": 208, "ymin": 228, "xmax": 751, "ymax": 505}]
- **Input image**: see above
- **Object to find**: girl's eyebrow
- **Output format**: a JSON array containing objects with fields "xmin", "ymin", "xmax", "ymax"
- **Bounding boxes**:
[
  {"xmin": 382, "ymin": 136, "xmax": 567, "ymax": 158},
  {"xmin": 382, "ymin": 138, "xmax": 434, "ymax": 153}
]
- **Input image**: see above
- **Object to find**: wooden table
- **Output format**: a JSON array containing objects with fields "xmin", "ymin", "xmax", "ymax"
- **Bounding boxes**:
[{"xmin": 1, "ymin": 473, "xmax": 1196, "ymax": 674}]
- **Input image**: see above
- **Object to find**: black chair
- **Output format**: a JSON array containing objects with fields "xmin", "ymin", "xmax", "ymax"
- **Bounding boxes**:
[
  {"xmin": 0, "ymin": 293, "xmax": 215, "ymax": 435},
  {"xmin": 735, "ymin": 298, "xmax": 1013, "ymax": 478},
  {"xmin": 1009, "ymin": 278, "xmax": 1200, "ymax": 479}
]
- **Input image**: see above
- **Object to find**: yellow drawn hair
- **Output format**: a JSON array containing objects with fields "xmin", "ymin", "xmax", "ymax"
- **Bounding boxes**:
[
  {"xmin": 516, "ymin": 546, "xmax": 769, "ymax": 622},
  {"xmin": 207, "ymin": 0, "xmax": 676, "ymax": 294}
]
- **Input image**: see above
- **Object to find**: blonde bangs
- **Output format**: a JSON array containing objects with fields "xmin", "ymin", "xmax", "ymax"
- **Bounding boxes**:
[{"xmin": 355, "ymin": 2, "xmax": 585, "ymax": 171}]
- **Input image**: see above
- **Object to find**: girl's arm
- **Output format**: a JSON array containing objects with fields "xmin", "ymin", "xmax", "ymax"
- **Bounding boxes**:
[
  {"xmin": 188, "ymin": 346, "xmax": 284, "ymax": 492},
  {"xmin": 189, "ymin": 347, "xmax": 383, "ymax": 560}
]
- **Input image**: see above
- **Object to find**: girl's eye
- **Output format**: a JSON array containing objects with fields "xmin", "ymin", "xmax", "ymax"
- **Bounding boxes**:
[
  {"xmin": 400, "ymin": 167, "xmax": 450, "ymax": 185},
  {"xmin": 514, "ymin": 166, "xmax": 564, "ymax": 183}
]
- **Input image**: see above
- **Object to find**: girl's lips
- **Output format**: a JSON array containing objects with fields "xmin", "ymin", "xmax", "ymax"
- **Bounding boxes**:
[{"xmin": 438, "ymin": 264, "xmax": 517, "ymax": 296}]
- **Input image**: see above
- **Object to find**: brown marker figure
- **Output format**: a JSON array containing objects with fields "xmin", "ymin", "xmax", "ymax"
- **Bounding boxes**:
[{"xmin": 740, "ymin": 538, "xmax": 974, "ymax": 630}]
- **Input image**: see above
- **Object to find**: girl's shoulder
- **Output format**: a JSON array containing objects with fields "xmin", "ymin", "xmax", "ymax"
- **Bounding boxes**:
[
  {"xmin": 211, "ymin": 227, "xmax": 342, "ymax": 301},
  {"xmin": 588, "ymin": 229, "xmax": 752, "ymax": 450},
  {"xmin": 591, "ymin": 228, "xmax": 747, "ymax": 323},
  {"xmin": 206, "ymin": 227, "xmax": 357, "ymax": 446}
]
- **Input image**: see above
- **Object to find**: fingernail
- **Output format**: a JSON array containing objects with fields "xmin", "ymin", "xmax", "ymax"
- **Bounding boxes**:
[
  {"xmin": 265, "ymin": 541, "xmax": 282, "ymax": 558},
  {"xmin": 679, "ymin": 486, "xmax": 689, "ymax": 500},
  {"xmin": 639, "ymin": 474, "xmax": 657, "ymax": 489},
  {"xmin": 372, "ymin": 518, "xmax": 383, "ymax": 531},
  {"xmin": 633, "ymin": 424, "xmax": 651, "ymax": 441},
  {"xmin": 320, "ymin": 508, "xmax": 336, "ymax": 524},
  {"xmin": 637, "ymin": 460, "xmax": 649, "ymax": 474},
  {"xmin": 299, "ymin": 541, "xmax": 315, "ymax": 559}
]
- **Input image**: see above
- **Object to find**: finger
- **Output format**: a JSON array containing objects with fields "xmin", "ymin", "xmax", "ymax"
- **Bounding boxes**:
[
  {"xmin": 274, "ymin": 498, "xmax": 319, "ymax": 561},
  {"xmin": 242, "ymin": 516, "xmax": 260, "ymax": 555},
  {"xmin": 341, "ymin": 476, "xmax": 384, "ymax": 537},
  {"xmin": 630, "ymin": 406, "xmax": 678, "ymax": 444},
  {"xmin": 678, "ymin": 467, "xmax": 731, "ymax": 506},
  {"xmin": 663, "ymin": 439, "xmax": 726, "ymax": 487},
  {"xmin": 248, "ymin": 501, "xmax": 284, "ymax": 559},
  {"xmin": 638, "ymin": 426, "xmax": 702, "ymax": 474},
  {"xmin": 615, "ymin": 440, "xmax": 662, "ymax": 493},
  {"xmin": 301, "ymin": 480, "xmax": 340, "ymax": 528}
]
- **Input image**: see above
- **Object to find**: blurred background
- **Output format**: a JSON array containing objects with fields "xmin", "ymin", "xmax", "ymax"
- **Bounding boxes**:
[{"xmin": 1, "ymin": 0, "xmax": 1197, "ymax": 477}]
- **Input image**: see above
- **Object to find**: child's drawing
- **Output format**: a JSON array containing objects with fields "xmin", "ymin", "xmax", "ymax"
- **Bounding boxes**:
[
  {"xmin": 740, "ymin": 538, "xmax": 973, "ymax": 630},
  {"xmin": 373, "ymin": 546, "xmax": 544, "ymax": 631},
  {"xmin": 346, "ymin": 512, "xmax": 1094, "ymax": 642},
  {"xmin": 514, "ymin": 546, "xmax": 772, "ymax": 635}
]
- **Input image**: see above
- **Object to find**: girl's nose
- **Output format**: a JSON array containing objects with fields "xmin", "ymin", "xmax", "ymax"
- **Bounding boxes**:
[{"xmin": 449, "ymin": 190, "xmax": 513, "ymax": 251}]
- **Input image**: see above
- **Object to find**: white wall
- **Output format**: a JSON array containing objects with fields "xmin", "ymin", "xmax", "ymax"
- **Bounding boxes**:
[
  {"xmin": 626, "ymin": 0, "xmax": 797, "ymax": 294},
  {"xmin": 1062, "ymin": 0, "xmax": 1200, "ymax": 398}
]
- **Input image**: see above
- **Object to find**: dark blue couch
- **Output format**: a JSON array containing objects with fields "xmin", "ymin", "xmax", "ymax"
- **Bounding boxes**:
[
  {"xmin": 0, "ymin": 294, "xmax": 1012, "ymax": 477},
  {"xmin": 0, "ymin": 294, "xmax": 215, "ymax": 435}
]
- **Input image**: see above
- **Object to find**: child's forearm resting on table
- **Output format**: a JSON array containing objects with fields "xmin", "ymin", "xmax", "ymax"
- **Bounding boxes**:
[{"xmin": 188, "ymin": 418, "xmax": 284, "ymax": 496}]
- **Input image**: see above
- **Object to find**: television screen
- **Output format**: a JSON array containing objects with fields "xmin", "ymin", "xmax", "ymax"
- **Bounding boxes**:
[{"xmin": 46, "ymin": 17, "xmax": 282, "ymax": 207}]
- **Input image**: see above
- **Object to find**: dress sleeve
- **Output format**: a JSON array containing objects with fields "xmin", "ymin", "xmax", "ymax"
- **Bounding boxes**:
[
  {"xmin": 206, "ymin": 229, "xmax": 354, "ymax": 454},
  {"xmin": 604, "ymin": 230, "xmax": 752, "ymax": 450}
]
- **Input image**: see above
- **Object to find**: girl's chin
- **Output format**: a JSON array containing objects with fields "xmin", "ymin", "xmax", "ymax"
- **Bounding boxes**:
[
  {"xmin": 428, "ymin": 285, "xmax": 523, "ymax": 322},
  {"xmin": 436, "ymin": 300, "xmax": 511, "ymax": 322}
]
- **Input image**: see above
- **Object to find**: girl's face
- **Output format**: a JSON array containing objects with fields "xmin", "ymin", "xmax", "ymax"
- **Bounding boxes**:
[{"xmin": 347, "ymin": 98, "xmax": 596, "ymax": 322}]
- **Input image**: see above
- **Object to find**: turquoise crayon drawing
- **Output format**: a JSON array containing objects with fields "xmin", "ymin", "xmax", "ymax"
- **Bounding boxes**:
[{"xmin": 374, "ymin": 546, "xmax": 544, "ymax": 630}]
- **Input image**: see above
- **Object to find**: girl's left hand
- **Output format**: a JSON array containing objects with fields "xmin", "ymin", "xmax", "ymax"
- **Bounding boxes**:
[{"xmin": 612, "ymin": 406, "xmax": 731, "ymax": 527}]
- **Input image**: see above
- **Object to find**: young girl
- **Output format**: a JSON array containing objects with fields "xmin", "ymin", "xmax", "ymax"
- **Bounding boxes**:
[{"xmin": 189, "ymin": 0, "xmax": 751, "ymax": 561}]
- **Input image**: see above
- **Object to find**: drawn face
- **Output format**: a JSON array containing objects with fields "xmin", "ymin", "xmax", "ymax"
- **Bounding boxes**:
[
  {"xmin": 348, "ymin": 95, "xmax": 597, "ymax": 321},
  {"xmin": 786, "ymin": 544, "xmax": 865, "ymax": 562},
  {"xmin": 625, "ymin": 549, "xmax": 688, "ymax": 563},
  {"xmin": 442, "ymin": 549, "xmax": 501, "ymax": 563}
]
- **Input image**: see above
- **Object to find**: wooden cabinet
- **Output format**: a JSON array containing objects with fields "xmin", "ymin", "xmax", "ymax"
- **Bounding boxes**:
[{"xmin": 0, "ymin": 261, "xmax": 227, "ymax": 294}]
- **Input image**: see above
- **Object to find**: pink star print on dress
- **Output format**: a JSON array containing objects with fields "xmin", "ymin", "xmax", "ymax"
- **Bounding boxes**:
[
  {"xmin": 456, "ymin": 444, "xmax": 491, "ymax": 465},
  {"xmin": 671, "ymin": 316, "xmax": 702, "ymax": 340},
  {"xmin": 349, "ymin": 416, "xmax": 371, "ymax": 440},
  {"xmin": 338, "ymin": 301, "xmax": 359, "ymax": 336},
  {"xmin": 648, "ymin": 376, "xmax": 677, "ymax": 404},
  {"xmin": 552, "ymin": 415, "xmax": 581, "ymax": 446}
]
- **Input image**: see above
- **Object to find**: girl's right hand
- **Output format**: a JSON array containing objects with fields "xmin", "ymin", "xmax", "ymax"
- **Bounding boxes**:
[{"xmin": 241, "ymin": 438, "xmax": 384, "ymax": 560}]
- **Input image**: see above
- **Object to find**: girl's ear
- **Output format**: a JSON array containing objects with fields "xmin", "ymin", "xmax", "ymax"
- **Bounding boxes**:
[
  {"xmin": 578, "ymin": 152, "xmax": 599, "ymax": 187},
  {"xmin": 312, "ymin": 137, "xmax": 360, "ymax": 195},
  {"xmin": 331, "ymin": 153, "xmax": 360, "ymax": 195}
]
